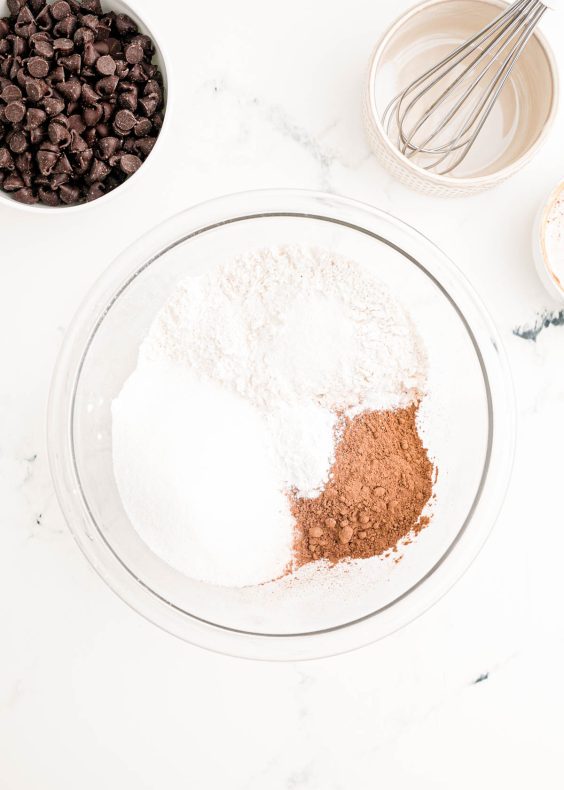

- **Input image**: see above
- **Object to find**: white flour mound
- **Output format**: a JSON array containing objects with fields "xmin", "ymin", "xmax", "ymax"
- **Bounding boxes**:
[{"xmin": 112, "ymin": 245, "xmax": 427, "ymax": 587}]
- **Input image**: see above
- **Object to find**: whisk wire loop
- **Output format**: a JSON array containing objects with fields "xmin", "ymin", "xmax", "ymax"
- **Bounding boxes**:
[{"xmin": 381, "ymin": 0, "xmax": 548, "ymax": 174}]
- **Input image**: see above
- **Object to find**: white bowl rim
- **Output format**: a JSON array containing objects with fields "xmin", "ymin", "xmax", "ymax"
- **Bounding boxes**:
[
  {"xmin": 367, "ymin": 0, "xmax": 560, "ymax": 187},
  {"xmin": 0, "ymin": 0, "xmax": 172, "ymax": 213},
  {"xmin": 535, "ymin": 179, "xmax": 564, "ymax": 301}
]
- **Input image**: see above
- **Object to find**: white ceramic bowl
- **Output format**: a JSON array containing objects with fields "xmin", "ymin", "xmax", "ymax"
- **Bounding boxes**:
[
  {"xmin": 0, "ymin": 0, "xmax": 171, "ymax": 212},
  {"xmin": 533, "ymin": 179, "xmax": 564, "ymax": 302},
  {"xmin": 363, "ymin": 0, "xmax": 558, "ymax": 197}
]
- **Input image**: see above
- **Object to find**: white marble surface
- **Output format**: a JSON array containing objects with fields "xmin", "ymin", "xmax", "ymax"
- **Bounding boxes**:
[{"xmin": 1, "ymin": 0, "xmax": 564, "ymax": 787}]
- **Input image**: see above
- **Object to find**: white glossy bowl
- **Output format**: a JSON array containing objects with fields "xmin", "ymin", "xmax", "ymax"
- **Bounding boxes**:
[
  {"xmin": 533, "ymin": 179, "xmax": 564, "ymax": 302},
  {"xmin": 363, "ymin": 0, "xmax": 558, "ymax": 197},
  {"xmin": 0, "ymin": 0, "xmax": 171, "ymax": 212},
  {"xmin": 48, "ymin": 189, "xmax": 516, "ymax": 660}
]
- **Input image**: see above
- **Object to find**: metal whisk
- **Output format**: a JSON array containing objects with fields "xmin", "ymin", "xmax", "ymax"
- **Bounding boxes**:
[{"xmin": 382, "ymin": 0, "xmax": 555, "ymax": 175}]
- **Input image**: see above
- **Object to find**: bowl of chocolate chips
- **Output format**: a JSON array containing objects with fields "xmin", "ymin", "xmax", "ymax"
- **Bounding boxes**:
[{"xmin": 0, "ymin": 0, "xmax": 168, "ymax": 208}]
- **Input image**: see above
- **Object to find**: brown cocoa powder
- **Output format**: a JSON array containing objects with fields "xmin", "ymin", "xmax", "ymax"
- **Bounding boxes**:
[{"xmin": 292, "ymin": 404, "xmax": 434, "ymax": 566}]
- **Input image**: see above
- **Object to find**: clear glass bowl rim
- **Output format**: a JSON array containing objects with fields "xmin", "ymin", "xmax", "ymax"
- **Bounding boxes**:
[{"xmin": 48, "ymin": 189, "xmax": 516, "ymax": 661}]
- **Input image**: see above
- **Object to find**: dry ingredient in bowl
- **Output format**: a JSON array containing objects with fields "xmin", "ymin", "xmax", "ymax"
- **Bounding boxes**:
[
  {"xmin": 293, "ymin": 405, "xmax": 434, "ymax": 566},
  {"xmin": 112, "ymin": 245, "xmax": 433, "ymax": 588},
  {"xmin": 0, "ymin": 0, "xmax": 164, "ymax": 206}
]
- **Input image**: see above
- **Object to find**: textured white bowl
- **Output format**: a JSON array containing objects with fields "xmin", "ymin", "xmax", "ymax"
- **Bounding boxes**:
[
  {"xmin": 533, "ymin": 180, "xmax": 564, "ymax": 302},
  {"xmin": 363, "ymin": 0, "xmax": 558, "ymax": 197},
  {"xmin": 0, "ymin": 0, "xmax": 171, "ymax": 212}
]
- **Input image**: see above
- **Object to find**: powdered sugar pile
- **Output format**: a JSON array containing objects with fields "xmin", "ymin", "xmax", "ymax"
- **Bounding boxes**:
[{"xmin": 112, "ymin": 245, "xmax": 427, "ymax": 587}]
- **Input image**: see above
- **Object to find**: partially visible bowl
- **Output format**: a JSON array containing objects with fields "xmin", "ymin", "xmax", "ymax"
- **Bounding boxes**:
[
  {"xmin": 0, "ymin": 0, "xmax": 170, "ymax": 213},
  {"xmin": 48, "ymin": 189, "xmax": 515, "ymax": 660},
  {"xmin": 363, "ymin": 0, "xmax": 558, "ymax": 197},
  {"xmin": 533, "ymin": 179, "xmax": 564, "ymax": 302}
]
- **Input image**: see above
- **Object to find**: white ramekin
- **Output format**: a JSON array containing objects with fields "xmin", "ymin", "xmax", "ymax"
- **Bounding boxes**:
[
  {"xmin": 533, "ymin": 180, "xmax": 564, "ymax": 303},
  {"xmin": 363, "ymin": 0, "xmax": 559, "ymax": 197},
  {"xmin": 0, "ymin": 0, "xmax": 171, "ymax": 213}
]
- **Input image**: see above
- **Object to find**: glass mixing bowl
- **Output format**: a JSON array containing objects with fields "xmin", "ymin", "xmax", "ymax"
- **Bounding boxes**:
[{"xmin": 48, "ymin": 190, "xmax": 515, "ymax": 660}]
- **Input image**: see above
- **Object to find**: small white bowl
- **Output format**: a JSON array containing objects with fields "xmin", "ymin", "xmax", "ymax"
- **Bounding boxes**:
[
  {"xmin": 533, "ymin": 180, "xmax": 564, "ymax": 302},
  {"xmin": 0, "ymin": 0, "xmax": 171, "ymax": 213},
  {"xmin": 363, "ymin": 0, "xmax": 559, "ymax": 197}
]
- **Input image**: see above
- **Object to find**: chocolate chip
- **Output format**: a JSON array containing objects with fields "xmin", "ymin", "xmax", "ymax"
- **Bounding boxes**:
[
  {"xmin": 50, "ymin": 1, "xmax": 70, "ymax": 20},
  {"xmin": 67, "ymin": 113, "xmax": 84, "ymax": 133},
  {"xmin": 27, "ymin": 56, "xmax": 49, "ymax": 77},
  {"xmin": 15, "ymin": 6, "xmax": 34, "ymax": 33},
  {"xmin": 29, "ymin": 126, "xmax": 43, "ymax": 144},
  {"xmin": 80, "ymin": 0, "xmax": 102, "ymax": 13},
  {"xmin": 49, "ymin": 171, "xmax": 68, "ymax": 187},
  {"xmin": 1, "ymin": 83, "xmax": 22, "ymax": 102},
  {"xmin": 82, "ymin": 125, "xmax": 96, "ymax": 146},
  {"xmin": 36, "ymin": 147, "xmax": 57, "ymax": 173},
  {"xmin": 115, "ymin": 13, "xmax": 136, "ymax": 35},
  {"xmin": 58, "ymin": 182, "xmax": 79, "ymax": 203},
  {"xmin": 38, "ymin": 185, "xmax": 59, "ymax": 204},
  {"xmin": 87, "ymin": 156, "xmax": 109, "ymax": 182},
  {"xmin": 124, "ymin": 43, "xmax": 142, "ymax": 65},
  {"xmin": 58, "ymin": 52, "xmax": 80, "ymax": 72},
  {"xmin": 29, "ymin": 0, "xmax": 47, "ymax": 14},
  {"xmin": 95, "ymin": 53, "xmax": 115, "ymax": 75},
  {"xmin": 82, "ymin": 103, "xmax": 102, "ymax": 127},
  {"xmin": 74, "ymin": 147, "xmax": 92, "ymax": 172},
  {"xmin": 25, "ymin": 78, "xmax": 46, "ymax": 100},
  {"xmin": 114, "ymin": 92, "xmax": 137, "ymax": 116},
  {"xmin": 48, "ymin": 119, "xmax": 70, "ymax": 146},
  {"xmin": 138, "ymin": 94, "xmax": 158, "ymax": 117},
  {"xmin": 73, "ymin": 25, "xmax": 93, "ymax": 46},
  {"xmin": 53, "ymin": 37, "xmax": 73, "ymax": 53},
  {"xmin": 0, "ymin": 146, "xmax": 15, "ymax": 169},
  {"xmin": 53, "ymin": 150, "xmax": 71, "ymax": 172},
  {"xmin": 96, "ymin": 74, "xmax": 118, "ymax": 95},
  {"xmin": 96, "ymin": 134, "xmax": 118, "ymax": 159},
  {"xmin": 57, "ymin": 77, "xmax": 80, "ymax": 101},
  {"xmin": 114, "ymin": 107, "xmax": 135, "ymax": 131},
  {"xmin": 48, "ymin": 63, "xmax": 65, "ymax": 81},
  {"xmin": 7, "ymin": 0, "xmax": 26, "ymax": 16},
  {"xmin": 13, "ymin": 185, "xmax": 37, "ymax": 203},
  {"xmin": 134, "ymin": 136, "xmax": 155, "ymax": 156},
  {"xmin": 53, "ymin": 15, "xmax": 76, "ymax": 37},
  {"xmin": 25, "ymin": 106, "xmax": 46, "ymax": 128},
  {"xmin": 42, "ymin": 95, "xmax": 64, "ymax": 115},
  {"xmin": 4, "ymin": 100, "xmax": 25, "ymax": 123},
  {"xmin": 80, "ymin": 13, "xmax": 98, "ymax": 31},
  {"xmin": 69, "ymin": 128, "xmax": 86, "ymax": 151},
  {"xmin": 33, "ymin": 38, "xmax": 53, "ymax": 57},
  {"xmin": 7, "ymin": 129, "xmax": 27, "ymax": 152},
  {"xmin": 144, "ymin": 79, "xmax": 162, "ymax": 100},
  {"xmin": 15, "ymin": 150, "xmax": 32, "ymax": 172},
  {"xmin": 100, "ymin": 100, "xmax": 112, "ymax": 121},
  {"xmin": 85, "ymin": 180, "xmax": 104, "ymax": 201},
  {"xmin": 93, "ymin": 39, "xmax": 109, "ymax": 56},
  {"xmin": 106, "ymin": 37, "xmax": 121, "ymax": 56},
  {"xmin": 3, "ymin": 171, "xmax": 24, "ymax": 190},
  {"xmin": 36, "ymin": 6, "xmax": 52, "ymax": 30},
  {"xmin": 133, "ymin": 117, "xmax": 151, "ymax": 137},
  {"xmin": 119, "ymin": 152, "xmax": 140, "ymax": 175}
]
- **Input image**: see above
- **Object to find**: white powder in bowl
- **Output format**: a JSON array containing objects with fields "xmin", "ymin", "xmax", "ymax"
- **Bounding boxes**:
[{"xmin": 112, "ymin": 245, "xmax": 427, "ymax": 587}]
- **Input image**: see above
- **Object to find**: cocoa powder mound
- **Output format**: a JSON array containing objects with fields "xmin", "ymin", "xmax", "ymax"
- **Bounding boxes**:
[{"xmin": 292, "ymin": 405, "xmax": 434, "ymax": 566}]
